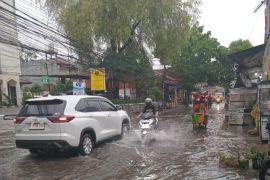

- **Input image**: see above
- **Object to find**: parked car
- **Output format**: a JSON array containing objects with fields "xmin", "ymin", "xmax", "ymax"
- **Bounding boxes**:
[{"xmin": 14, "ymin": 95, "xmax": 131, "ymax": 156}]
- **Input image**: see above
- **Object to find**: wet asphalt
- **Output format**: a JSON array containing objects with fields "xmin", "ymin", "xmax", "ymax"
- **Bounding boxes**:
[{"xmin": 0, "ymin": 104, "xmax": 260, "ymax": 180}]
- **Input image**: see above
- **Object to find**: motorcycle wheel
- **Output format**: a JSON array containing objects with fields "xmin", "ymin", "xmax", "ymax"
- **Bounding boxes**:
[{"xmin": 259, "ymin": 160, "xmax": 270, "ymax": 180}]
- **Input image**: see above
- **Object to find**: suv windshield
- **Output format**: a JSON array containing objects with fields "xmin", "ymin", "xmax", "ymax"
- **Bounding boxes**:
[{"xmin": 18, "ymin": 99, "xmax": 66, "ymax": 117}]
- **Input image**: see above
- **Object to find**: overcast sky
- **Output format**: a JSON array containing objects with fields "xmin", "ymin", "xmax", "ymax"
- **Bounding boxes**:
[{"xmin": 199, "ymin": 0, "xmax": 265, "ymax": 47}]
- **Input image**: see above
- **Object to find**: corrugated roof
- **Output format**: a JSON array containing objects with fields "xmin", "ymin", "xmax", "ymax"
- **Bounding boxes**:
[{"xmin": 228, "ymin": 44, "xmax": 265, "ymax": 69}]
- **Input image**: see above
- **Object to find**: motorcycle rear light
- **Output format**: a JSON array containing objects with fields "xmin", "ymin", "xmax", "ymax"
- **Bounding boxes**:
[
  {"xmin": 13, "ymin": 117, "xmax": 25, "ymax": 124},
  {"xmin": 48, "ymin": 115, "xmax": 75, "ymax": 123}
]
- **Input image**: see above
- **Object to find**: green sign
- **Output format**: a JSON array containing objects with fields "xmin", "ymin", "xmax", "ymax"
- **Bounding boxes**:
[{"xmin": 41, "ymin": 76, "xmax": 49, "ymax": 84}]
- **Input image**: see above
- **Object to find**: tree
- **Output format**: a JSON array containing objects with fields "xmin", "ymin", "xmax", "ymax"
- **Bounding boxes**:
[
  {"xmin": 53, "ymin": 80, "xmax": 72, "ymax": 94},
  {"xmin": 19, "ymin": 47, "xmax": 37, "ymax": 63},
  {"xmin": 229, "ymin": 39, "xmax": 252, "ymax": 53},
  {"xmin": 172, "ymin": 26, "xmax": 234, "ymax": 93},
  {"xmin": 30, "ymin": 84, "xmax": 42, "ymax": 93},
  {"xmin": 42, "ymin": 0, "xmax": 200, "ymax": 98}
]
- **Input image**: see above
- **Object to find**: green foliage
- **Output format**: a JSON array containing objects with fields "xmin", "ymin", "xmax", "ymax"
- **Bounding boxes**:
[
  {"xmin": 53, "ymin": 80, "xmax": 72, "ymax": 93},
  {"xmin": 229, "ymin": 39, "xmax": 253, "ymax": 53},
  {"xmin": 30, "ymin": 84, "xmax": 42, "ymax": 93},
  {"xmin": 111, "ymin": 98, "xmax": 144, "ymax": 105},
  {"xmin": 172, "ymin": 26, "xmax": 234, "ymax": 92},
  {"xmin": 43, "ymin": 0, "xmax": 200, "ymax": 65},
  {"xmin": 245, "ymin": 150, "xmax": 268, "ymax": 169},
  {"xmin": 42, "ymin": 0, "xmax": 200, "ymax": 98},
  {"xmin": 22, "ymin": 86, "xmax": 35, "ymax": 103},
  {"xmin": 22, "ymin": 92, "xmax": 32, "ymax": 104},
  {"xmin": 148, "ymin": 87, "xmax": 161, "ymax": 101},
  {"xmin": 23, "ymin": 87, "xmax": 30, "ymax": 92},
  {"xmin": 219, "ymin": 152, "xmax": 239, "ymax": 168},
  {"xmin": 1, "ymin": 93, "xmax": 11, "ymax": 107},
  {"xmin": 219, "ymin": 150, "xmax": 269, "ymax": 170}
]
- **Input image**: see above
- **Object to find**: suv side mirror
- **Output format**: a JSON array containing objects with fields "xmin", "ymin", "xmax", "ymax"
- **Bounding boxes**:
[{"xmin": 115, "ymin": 105, "xmax": 122, "ymax": 111}]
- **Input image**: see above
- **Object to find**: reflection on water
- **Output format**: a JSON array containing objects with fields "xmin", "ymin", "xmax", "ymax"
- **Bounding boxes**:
[
  {"xmin": 217, "ymin": 104, "xmax": 220, "ymax": 111},
  {"xmin": 0, "ymin": 106, "xmax": 259, "ymax": 179}
]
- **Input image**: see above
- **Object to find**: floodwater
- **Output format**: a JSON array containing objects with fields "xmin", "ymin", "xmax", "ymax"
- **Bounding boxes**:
[{"xmin": 0, "ymin": 104, "xmax": 260, "ymax": 180}]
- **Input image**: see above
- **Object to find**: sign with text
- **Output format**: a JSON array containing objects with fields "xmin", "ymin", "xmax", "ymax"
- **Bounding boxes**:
[
  {"xmin": 41, "ymin": 76, "xmax": 49, "ymax": 84},
  {"xmin": 73, "ymin": 81, "xmax": 85, "ymax": 95},
  {"xmin": 90, "ymin": 68, "xmax": 105, "ymax": 91}
]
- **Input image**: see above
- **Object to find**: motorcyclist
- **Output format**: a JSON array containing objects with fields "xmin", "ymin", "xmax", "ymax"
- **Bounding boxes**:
[{"xmin": 137, "ymin": 98, "xmax": 159, "ymax": 129}]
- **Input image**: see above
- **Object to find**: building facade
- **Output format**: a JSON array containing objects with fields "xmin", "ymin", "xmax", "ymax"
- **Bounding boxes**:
[
  {"xmin": 21, "ymin": 57, "xmax": 78, "ymax": 92},
  {"xmin": 263, "ymin": 0, "xmax": 270, "ymax": 79},
  {"xmin": 0, "ymin": 0, "xmax": 22, "ymax": 105}
]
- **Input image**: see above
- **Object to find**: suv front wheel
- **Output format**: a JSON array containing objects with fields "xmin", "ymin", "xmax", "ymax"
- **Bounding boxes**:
[
  {"xmin": 121, "ymin": 122, "xmax": 130, "ymax": 137},
  {"xmin": 79, "ymin": 134, "xmax": 94, "ymax": 156}
]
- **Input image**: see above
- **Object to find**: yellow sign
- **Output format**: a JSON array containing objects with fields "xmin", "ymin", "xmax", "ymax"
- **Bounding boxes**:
[{"xmin": 90, "ymin": 68, "xmax": 105, "ymax": 91}]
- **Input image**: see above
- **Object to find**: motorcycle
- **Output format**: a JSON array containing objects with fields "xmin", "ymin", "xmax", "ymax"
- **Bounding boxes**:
[
  {"xmin": 139, "ymin": 112, "xmax": 158, "ymax": 143},
  {"xmin": 216, "ymin": 97, "xmax": 222, "ymax": 104},
  {"xmin": 192, "ymin": 92, "xmax": 208, "ymax": 129}
]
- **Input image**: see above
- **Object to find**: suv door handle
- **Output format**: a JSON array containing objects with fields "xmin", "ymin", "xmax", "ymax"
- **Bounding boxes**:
[{"xmin": 108, "ymin": 113, "xmax": 113, "ymax": 117}]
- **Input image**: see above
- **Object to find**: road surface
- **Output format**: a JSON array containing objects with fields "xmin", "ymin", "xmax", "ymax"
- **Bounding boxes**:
[{"xmin": 0, "ymin": 104, "xmax": 259, "ymax": 179}]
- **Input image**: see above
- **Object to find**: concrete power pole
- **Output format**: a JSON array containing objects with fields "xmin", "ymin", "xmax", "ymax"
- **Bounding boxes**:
[{"xmin": 45, "ymin": 52, "xmax": 50, "ymax": 93}]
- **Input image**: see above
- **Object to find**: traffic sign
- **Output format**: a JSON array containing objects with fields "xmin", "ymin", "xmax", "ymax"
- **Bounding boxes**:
[{"xmin": 41, "ymin": 76, "xmax": 49, "ymax": 84}]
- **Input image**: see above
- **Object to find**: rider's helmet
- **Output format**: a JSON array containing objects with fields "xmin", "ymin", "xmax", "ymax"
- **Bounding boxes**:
[{"xmin": 145, "ymin": 98, "xmax": 153, "ymax": 106}]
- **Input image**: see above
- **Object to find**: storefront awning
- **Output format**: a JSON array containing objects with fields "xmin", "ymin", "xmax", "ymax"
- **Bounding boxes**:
[
  {"xmin": 228, "ymin": 44, "xmax": 265, "ymax": 70},
  {"xmin": 229, "ymin": 87, "xmax": 257, "ymax": 95}
]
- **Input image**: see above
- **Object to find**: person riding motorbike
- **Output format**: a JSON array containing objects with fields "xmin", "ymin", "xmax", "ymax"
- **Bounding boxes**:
[{"xmin": 137, "ymin": 98, "xmax": 159, "ymax": 129}]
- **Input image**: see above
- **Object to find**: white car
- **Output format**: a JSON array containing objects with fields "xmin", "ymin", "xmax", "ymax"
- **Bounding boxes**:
[{"xmin": 14, "ymin": 95, "xmax": 131, "ymax": 155}]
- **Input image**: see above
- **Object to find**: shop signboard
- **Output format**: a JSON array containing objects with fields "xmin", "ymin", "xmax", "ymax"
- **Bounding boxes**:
[
  {"xmin": 73, "ymin": 81, "xmax": 85, "ymax": 95},
  {"xmin": 90, "ymin": 68, "xmax": 105, "ymax": 91}
]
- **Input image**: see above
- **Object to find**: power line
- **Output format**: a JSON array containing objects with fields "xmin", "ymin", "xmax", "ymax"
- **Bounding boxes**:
[{"xmin": 0, "ymin": 0, "xmax": 156, "ymax": 82}]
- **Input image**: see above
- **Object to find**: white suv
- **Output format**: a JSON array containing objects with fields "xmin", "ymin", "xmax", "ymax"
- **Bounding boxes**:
[{"xmin": 14, "ymin": 95, "xmax": 131, "ymax": 155}]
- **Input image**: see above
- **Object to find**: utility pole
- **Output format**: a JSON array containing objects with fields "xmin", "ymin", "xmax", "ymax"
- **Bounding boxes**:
[
  {"xmin": 68, "ymin": 48, "xmax": 71, "ymax": 76},
  {"xmin": 162, "ymin": 65, "xmax": 166, "ymax": 109},
  {"xmin": 45, "ymin": 52, "xmax": 50, "ymax": 93},
  {"xmin": 0, "ymin": 49, "xmax": 2, "ymax": 74},
  {"xmin": 123, "ymin": 81, "xmax": 126, "ymax": 99}
]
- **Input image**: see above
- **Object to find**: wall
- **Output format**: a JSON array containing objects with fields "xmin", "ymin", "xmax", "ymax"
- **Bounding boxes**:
[
  {"xmin": 21, "ymin": 59, "xmax": 78, "ymax": 89},
  {"xmin": 21, "ymin": 60, "xmax": 60, "ymax": 87},
  {"xmin": 0, "ymin": 0, "xmax": 22, "ymax": 105},
  {"xmin": 121, "ymin": 103, "xmax": 145, "ymax": 116}
]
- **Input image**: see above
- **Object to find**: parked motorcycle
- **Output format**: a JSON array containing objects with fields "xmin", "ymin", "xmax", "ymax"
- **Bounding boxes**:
[{"xmin": 139, "ymin": 112, "xmax": 158, "ymax": 143}]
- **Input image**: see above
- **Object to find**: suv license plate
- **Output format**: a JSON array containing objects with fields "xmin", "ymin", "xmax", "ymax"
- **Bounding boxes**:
[{"xmin": 29, "ymin": 123, "xmax": 45, "ymax": 130}]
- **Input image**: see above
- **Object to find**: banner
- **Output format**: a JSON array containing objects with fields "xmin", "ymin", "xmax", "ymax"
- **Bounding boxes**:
[
  {"xmin": 90, "ymin": 68, "xmax": 105, "ymax": 91},
  {"xmin": 73, "ymin": 81, "xmax": 86, "ymax": 95}
]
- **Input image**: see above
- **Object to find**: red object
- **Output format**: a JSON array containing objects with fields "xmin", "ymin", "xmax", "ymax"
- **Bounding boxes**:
[
  {"xmin": 47, "ymin": 115, "xmax": 75, "ymax": 123},
  {"xmin": 118, "ymin": 82, "xmax": 132, "ymax": 89},
  {"xmin": 193, "ymin": 103, "xmax": 200, "ymax": 113},
  {"xmin": 13, "ymin": 117, "xmax": 25, "ymax": 124},
  {"xmin": 192, "ymin": 92, "xmax": 208, "ymax": 114}
]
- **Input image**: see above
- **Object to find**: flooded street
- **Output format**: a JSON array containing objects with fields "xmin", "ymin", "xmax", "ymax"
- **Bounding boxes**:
[{"xmin": 0, "ymin": 105, "xmax": 260, "ymax": 180}]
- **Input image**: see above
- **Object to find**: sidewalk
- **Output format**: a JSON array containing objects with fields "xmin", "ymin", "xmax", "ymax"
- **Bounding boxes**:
[{"xmin": 0, "ymin": 106, "xmax": 21, "ymax": 120}]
